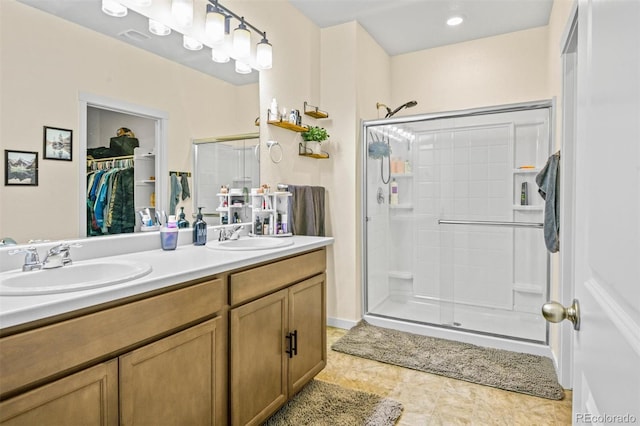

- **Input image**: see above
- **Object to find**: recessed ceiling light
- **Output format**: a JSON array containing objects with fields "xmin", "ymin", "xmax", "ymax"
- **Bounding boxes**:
[{"xmin": 447, "ymin": 16, "xmax": 464, "ymax": 26}]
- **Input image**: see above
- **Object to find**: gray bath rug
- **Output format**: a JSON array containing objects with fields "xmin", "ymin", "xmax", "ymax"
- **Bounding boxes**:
[
  {"xmin": 263, "ymin": 380, "xmax": 403, "ymax": 426},
  {"xmin": 331, "ymin": 320, "xmax": 564, "ymax": 401}
]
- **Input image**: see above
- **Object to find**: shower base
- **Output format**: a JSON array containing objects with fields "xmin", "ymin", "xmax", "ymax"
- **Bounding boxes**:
[{"xmin": 368, "ymin": 296, "xmax": 548, "ymax": 355}]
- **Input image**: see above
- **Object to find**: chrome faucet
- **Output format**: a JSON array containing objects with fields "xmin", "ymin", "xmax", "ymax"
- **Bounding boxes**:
[
  {"xmin": 8, "ymin": 243, "xmax": 81, "ymax": 271},
  {"xmin": 219, "ymin": 225, "xmax": 243, "ymax": 241},
  {"xmin": 8, "ymin": 247, "xmax": 42, "ymax": 271},
  {"xmin": 42, "ymin": 243, "xmax": 80, "ymax": 269}
]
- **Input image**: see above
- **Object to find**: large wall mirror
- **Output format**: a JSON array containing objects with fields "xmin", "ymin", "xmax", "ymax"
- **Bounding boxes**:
[{"xmin": 0, "ymin": 1, "xmax": 259, "ymax": 244}]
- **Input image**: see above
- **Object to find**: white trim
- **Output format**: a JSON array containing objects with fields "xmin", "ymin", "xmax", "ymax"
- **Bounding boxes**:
[
  {"xmin": 79, "ymin": 92, "xmax": 169, "ymax": 237},
  {"xmin": 327, "ymin": 317, "xmax": 358, "ymax": 330},
  {"xmin": 560, "ymin": 0, "xmax": 579, "ymax": 54},
  {"xmin": 585, "ymin": 278, "xmax": 640, "ymax": 357}
]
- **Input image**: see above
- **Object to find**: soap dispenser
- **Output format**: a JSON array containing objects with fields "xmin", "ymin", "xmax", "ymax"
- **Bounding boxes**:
[
  {"xmin": 177, "ymin": 207, "xmax": 190, "ymax": 229},
  {"xmin": 193, "ymin": 207, "xmax": 207, "ymax": 245}
]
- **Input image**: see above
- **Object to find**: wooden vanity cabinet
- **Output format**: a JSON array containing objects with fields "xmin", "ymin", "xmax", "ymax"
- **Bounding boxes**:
[
  {"xmin": 0, "ymin": 277, "xmax": 227, "ymax": 426},
  {"xmin": 229, "ymin": 249, "xmax": 326, "ymax": 426}
]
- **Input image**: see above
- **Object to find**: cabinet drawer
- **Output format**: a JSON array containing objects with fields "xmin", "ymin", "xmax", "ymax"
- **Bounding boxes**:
[
  {"xmin": 230, "ymin": 249, "xmax": 326, "ymax": 305},
  {"xmin": 0, "ymin": 278, "xmax": 224, "ymax": 399}
]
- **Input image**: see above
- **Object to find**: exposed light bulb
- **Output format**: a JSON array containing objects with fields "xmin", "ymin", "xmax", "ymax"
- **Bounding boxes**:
[
  {"xmin": 206, "ymin": 6, "xmax": 226, "ymax": 44},
  {"xmin": 447, "ymin": 16, "xmax": 464, "ymax": 26},
  {"xmin": 172, "ymin": 0, "xmax": 193, "ymax": 27},
  {"xmin": 102, "ymin": 0, "xmax": 127, "ymax": 17},
  {"xmin": 235, "ymin": 59, "xmax": 252, "ymax": 74},
  {"xmin": 148, "ymin": 19, "xmax": 171, "ymax": 36},
  {"xmin": 212, "ymin": 47, "xmax": 230, "ymax": 63},
  {"xmin": 256, "ymin": 36, "xmax": 272, "ymax": 70},
  {"xmin": 233, "ymin": 19, "xmax": 251, "ymax": 59},
  {"xmin": 183, "ymin": 35, "xmax": 203, "ymax": 51}
]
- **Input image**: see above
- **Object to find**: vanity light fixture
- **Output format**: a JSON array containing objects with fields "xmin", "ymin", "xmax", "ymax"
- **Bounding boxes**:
[
  {"xmin": 104, "ymin": 0, "xmax": 272, "ymax": 73},
  {"xmin": 172, "ymin": 0, "xmax": 194, "ymax": 27},
  {"xmin": 212, "ymin": 47, "xmax": 230, "ymax": 63},
  {"xmin": 102, "ymin": 0, "xmax": 127, "ymax": 17},
  {"xmin": 205, "ymin": 4, "xmax": 227, "ymax": 44},
  {"xmin": 148, "ymin": 19, "xmax": 171, "ymax": 36},
  {"xmin": 447, "ymin": 16, "xmax": 464, "ymax": 26},
  {"xmin": 235, "ymin": 59, "xmax": 252, "ymax": 74},
  {"xmin": 233, "ymin": 18, "xmax": 251, "ymax": 59},
  {"xmin": 256, "ymin": 34, "xmax": 273, "ymax": 70},
  {"xmin": 183, "ymin": 35, "xmax": 203, "ymax": 50}
]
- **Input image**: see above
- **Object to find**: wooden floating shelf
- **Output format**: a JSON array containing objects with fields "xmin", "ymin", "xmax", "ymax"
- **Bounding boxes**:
[
  {"xmin": 299, "ymin": 152, "xmax": 330, "ymax": 159},
  {"xmin": 267, "ymin": 120, "xmax": 308, "ymax": 132},
  {"xmin": 304, "ymin": 101, "xmax": 329, "ymax": 119}
]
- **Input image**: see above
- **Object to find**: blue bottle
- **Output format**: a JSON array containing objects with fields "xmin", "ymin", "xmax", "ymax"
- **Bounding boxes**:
[{"xmin": 193, "ymin": 207, "xmax": 207, "ymax": 245}]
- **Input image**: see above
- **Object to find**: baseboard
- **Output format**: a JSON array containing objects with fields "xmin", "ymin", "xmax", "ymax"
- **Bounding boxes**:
[{"xmin": 327, "ymin": 317, "xmax": 358, "ymax": 330}]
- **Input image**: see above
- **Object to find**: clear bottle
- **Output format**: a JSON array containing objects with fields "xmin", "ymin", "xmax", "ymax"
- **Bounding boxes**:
[{"xmin": 177, "ymin": 206, "xmax": 190, "ymax": 229}]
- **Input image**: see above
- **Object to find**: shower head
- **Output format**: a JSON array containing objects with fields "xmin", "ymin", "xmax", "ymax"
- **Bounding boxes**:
[
  {"xmin": 376, "ymin": 102, "xmax": 392, "ymax": 117},
  {"xmin": 386, "ymin": 100, "xmax": 418, "ymax": 118}
]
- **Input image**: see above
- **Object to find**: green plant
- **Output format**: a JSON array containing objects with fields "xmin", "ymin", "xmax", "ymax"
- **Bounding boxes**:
[{"xmin": 301, "ymin": 126, "xmax": 329, "ymax": 142}]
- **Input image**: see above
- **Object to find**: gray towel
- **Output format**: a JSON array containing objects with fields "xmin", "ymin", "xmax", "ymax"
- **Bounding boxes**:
[
  {"xmin": 169, "ymin": 174, "xmax": 182, "ymax": 216},
  {"xmin": 180, "ymin": 173, "xmax": 190, "ymax": 200},
  {"xmin": 287, "ymin": 185, "xmax": 325, "ymax": 236},
  {"xmin": 535, "ymin": 151, "xmax": 560, "ymax": 253}
]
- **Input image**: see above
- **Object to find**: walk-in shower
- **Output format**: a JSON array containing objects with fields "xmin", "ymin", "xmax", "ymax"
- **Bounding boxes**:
[{"xmin": 361, "ymin": 101, "xmax": 552, "ymax": 354}]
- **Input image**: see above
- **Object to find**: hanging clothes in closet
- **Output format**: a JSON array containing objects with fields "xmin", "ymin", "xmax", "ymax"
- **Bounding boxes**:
[{"xmin": 86, "ymin": 157, "xmax": 135, "ymax": 236}]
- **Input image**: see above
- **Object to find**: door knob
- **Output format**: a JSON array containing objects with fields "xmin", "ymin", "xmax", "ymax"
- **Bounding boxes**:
[{"xmin": 542, "ymin": 299, "xmax": 580, "ymax": 330}]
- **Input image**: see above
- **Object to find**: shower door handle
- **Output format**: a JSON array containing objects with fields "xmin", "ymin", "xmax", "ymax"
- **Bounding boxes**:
[{"xmin": 542, "ymin": 299, "xmax": 580, "ymax": 330}]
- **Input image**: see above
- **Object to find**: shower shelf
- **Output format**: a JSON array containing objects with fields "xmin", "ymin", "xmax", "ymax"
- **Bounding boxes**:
[
  {"xmin": 513, "ymin": 168, "xmax": 541, "ymax": 174},
  {"xmin": 390, "ymin": 173, "xmax": 413, "ymax": 178},
  {"xmin": 512, "ymin": 205, "xmax": 543, "ymax": 211},
  {"xmin": 389, "ymin": 270, "xmax": 413, "ymax": 280},
  {"xmin": 390, "ymin": 204, "xmax": 413, "ymax": 210}
]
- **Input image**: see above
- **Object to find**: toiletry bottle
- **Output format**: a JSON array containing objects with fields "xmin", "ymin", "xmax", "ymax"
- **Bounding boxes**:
[
  {"xmin": 405, "ymin": 160, "xmax": 412, "ymax": 174},
  {"xmin": 521, "ymin": 182, "xmax": 528, "ymax": 205},
  {"xmin": 177, "ymin": 206, "xmax": 190, "ymax": 229},
  {"xmin": 269, "ymin": 98, "xmax": 278, "ymax": 121},
  {"xmin": 160, "ymin": 216, "xmax": 179, "ymax": 250},
  {"xmin": 254, "ymin": 217, "xmax": 262, "ymax": 235},
  {"xmin": 193, "ymin": 207, "xmax": 207, "ymax": 245},
  {"xmin": 263, "ymin": 217, "xmax": 269, "ymax": 235},
  {"xmin": 390, "ymin": 179, "xmax": 399, "ymax": 205}
]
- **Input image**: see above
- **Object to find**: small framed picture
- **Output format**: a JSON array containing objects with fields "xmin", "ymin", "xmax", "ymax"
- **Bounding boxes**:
[
  {"xmin": 43, "ymin": 126, "xmax": 73, "ymax": 161},
  {"xmin": 5, "ymin": 150, "xmax": 38, "ymax": 186}
]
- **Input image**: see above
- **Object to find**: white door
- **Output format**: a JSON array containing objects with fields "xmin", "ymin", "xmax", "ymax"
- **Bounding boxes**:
[{"xmin": 571, "ymin": 0, "xmax": 640, "ymax": 422}]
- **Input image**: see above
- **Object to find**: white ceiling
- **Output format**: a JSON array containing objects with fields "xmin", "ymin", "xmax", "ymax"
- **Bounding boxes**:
[
  {"xmin": 289, "ymin": 0, "xmax": 554, "ymax": 56},
  {"xmin": 16, "ymin": 0, "xmax": 553, "ymax": 85}
]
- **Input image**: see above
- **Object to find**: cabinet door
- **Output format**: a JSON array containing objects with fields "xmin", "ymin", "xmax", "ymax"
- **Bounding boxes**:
[
  {"xmin": 230, "ymin": 289, "xmax": 288, "ymax": 426},
  {"xmin": 119, "ymin": 317, "xmax": 224, "ymax": 426},
  {"xmin": 0, "ymin": 360, "xmax": 118, "ymax": 426},
  {"xmin": 288, "ymin": 273, "xmax": 326, "ymax": 394}
]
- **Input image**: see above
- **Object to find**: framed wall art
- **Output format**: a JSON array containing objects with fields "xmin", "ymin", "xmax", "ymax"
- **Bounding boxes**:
[
  {"xmin": 5, "ymin": 150, "xmax": 38, "ymax": 186},
  {"xmin": 43, "ymin": 126, "xmax": 72, "ymax": 161}
]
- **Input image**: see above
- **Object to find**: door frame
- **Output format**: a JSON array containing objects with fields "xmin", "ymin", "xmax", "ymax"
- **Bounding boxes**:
[
  {"xmin": 78, "ymin": 93, "xmax": 168, "ymax": 237},
  {"xmin": 557, "ymin": 0, "xmax": 579, "ymax": 389}
]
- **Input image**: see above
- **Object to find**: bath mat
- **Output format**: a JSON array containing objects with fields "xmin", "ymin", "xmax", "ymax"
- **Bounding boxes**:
[
  {"xmin": 263, "ymin": 380, "xmax": 403, "ymax": 426},
  {"xmin": 331, "ymin": 320, "xmax": 564, "ymax": 401}
]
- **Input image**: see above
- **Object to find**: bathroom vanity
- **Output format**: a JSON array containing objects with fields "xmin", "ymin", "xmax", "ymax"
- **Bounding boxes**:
[{"xmin": 0, "ymin": 235, "xmax": 331, "ymax": 426}]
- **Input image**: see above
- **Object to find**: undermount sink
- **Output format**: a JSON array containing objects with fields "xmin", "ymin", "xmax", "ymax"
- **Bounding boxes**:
[
  {"xmin": 0, "ymin": 260, "xmax": 152, "ymax": 296},
  {"xmin": 207, "ymin": 237, "xmax": 294, "ymax": 251}
]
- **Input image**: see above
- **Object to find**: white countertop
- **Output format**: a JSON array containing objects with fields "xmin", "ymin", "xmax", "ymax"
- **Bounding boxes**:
[{"xmin": 0, "ymin": 235, "xmax": 333, "ymax": 330}]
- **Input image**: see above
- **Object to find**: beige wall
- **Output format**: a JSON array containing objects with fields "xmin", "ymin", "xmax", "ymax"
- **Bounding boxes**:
[
  {"xmin": 390, "ymin": 26, "xmax": 551, "ymax": 115},
  {"xmin": 0, "ymin": 0, "xmax": 257, "ymax": 243}
]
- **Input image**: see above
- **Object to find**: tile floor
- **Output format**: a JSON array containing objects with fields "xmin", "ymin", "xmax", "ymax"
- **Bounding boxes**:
[{"xmin": 316, "ymin": 327, "xmax": 573, "ymax": 426}]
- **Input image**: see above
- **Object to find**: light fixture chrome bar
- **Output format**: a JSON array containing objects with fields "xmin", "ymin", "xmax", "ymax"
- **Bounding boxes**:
[
  {"xmin": 438, "ymin": 219, "xmax": 544, "ymax": 229},
  {"xmin": 207, "ymin": 0, "xmax": 265, "ymax": 37}
]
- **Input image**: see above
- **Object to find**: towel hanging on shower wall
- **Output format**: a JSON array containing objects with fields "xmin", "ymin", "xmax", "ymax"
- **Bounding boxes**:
[{"xmin": 536, "ymin": 151, "xmax": 561, "ymax": 253}]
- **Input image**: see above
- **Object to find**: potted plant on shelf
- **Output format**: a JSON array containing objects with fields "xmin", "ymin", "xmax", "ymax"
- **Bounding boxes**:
[{"xmin": 301, "ymin": 126, "xmax": 329, "ymax": 155}]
